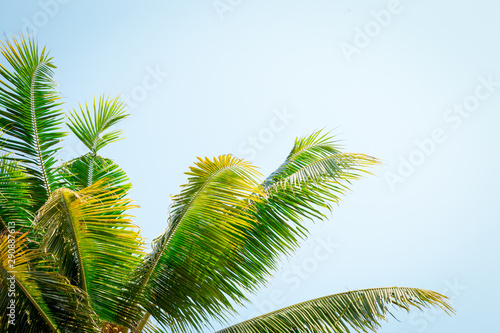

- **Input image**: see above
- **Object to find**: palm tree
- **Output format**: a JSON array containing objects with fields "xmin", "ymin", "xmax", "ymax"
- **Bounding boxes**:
[{"xmin": 0, "ymin": 35, "xmax": 454, "ymax": 333}]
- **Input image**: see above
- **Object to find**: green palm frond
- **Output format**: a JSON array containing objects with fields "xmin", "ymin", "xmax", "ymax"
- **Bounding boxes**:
[
  {"xmin": 0, "ymin": 35, "xmax": 66, "ymax": 209},
  {"xmin": 34, "ymin": 182, "xmax": 145, "ymax": 327},
  {"xmin": 235, "ymin": 130, "xmax": 379, "ymax": 287},
  {"xmin": 61, "ymin": 153, "xmax": 131, "ymax": 195},
  {"xmin": 0, "ymin": 154, "xmax": 33, "ymax": 232},
  {"xmin": 134, "ymin": 132, "xmax": 379, "ymax": 332},
  {"xmin": 217, "ymin": 287, "xmax": 454, "ymax": 333},
  {"xmin": 207, "ymin": 131, "xmax": 379, "ymax": 327},
  {"xmin": 0, "ymin": 232, "xmax": 98, "ymax": 332},
  {"xmin": 264, "ymin": 130, "xmax": 377, "ymax": 192},
  {"xmin": 66, "ymin": 94, "xmax": 127, "ymax": 187},
  {"xmin": 67, "ymin": 94, "xmax": 127, "ymax": 154},
  {"xmin": 133, "ymin": 155, "xmax": 264, "ymax": 332}
]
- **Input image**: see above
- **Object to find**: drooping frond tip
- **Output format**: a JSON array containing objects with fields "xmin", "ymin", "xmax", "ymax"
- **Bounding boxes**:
[
  {"xmin": 216, "ymin": 287, "xmax": 454, "ymax": 333},
  {"xmin": 264, "ymin": 130, "xmax": 379, "ymax": 192}
]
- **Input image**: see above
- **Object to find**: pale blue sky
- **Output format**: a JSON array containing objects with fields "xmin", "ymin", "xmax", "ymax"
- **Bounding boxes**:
[{"xmin": 1, "ymin": 1, "xmax": 498, "ymax": 332}]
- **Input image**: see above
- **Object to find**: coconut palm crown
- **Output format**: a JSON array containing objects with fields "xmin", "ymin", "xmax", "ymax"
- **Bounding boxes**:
[{"xmin": 0, "ymin": 35, "xmax": 454, "ymax": 333}]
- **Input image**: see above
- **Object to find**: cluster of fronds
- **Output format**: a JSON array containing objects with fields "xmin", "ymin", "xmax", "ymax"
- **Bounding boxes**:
[{"xmin": 0, "ymin": 35, "xmax": 453, "ymax": 333}]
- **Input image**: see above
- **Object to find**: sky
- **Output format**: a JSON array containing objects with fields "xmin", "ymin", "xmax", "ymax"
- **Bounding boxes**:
[{"xmin": 1, "ymin": 0, "xmax": 499, "ymax": 332}]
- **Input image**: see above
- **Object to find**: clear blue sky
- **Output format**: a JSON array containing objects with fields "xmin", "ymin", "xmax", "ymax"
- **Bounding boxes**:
[{"xmin": 1, "ymin": 1, "xmax": 498, "ymax": 332}]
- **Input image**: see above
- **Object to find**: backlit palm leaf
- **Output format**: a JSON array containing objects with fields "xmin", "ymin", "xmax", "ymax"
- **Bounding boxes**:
[
  {"xmin": 233, "ymin": 131, "xmax": 379, "ymax": 287},
  {"xmin": 133, "ymin": 155, "xmax": 264, "ymax": 332},
  {"xmin": 0, "ymin": 154, "xmax": 33, "ymax": 232},
  {"xmin": 0, "ymin": 34, "xmax": 456, "ymax": 333},
  {"xmin": 0, "ymin": 35, "xmax": 66, "ymax": 209},
  {"xmin": 0, "ymin": 232, "xmax": 98, "ymax": 332},
  {"xmin": 216, "ymin": 287, "xmax": 454, "ymax": 333},
  {"xmin": 61, "ymin": 153, "xmax": 131, "ymax": 195},
  {"xmin": 67, "ymin": 94, "xmax": 127, "ymax": 155},
  {"xmin": 35, "ymin": 182, "xmax": 145, "ymax": 327},
  {"xmin": 66, "ymin": 95, "xmax": 128, "ymax": 187}
]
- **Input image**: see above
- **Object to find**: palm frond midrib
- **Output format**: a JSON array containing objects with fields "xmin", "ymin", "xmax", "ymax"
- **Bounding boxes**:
[{"xmin": 30, "ymin": 60, "xmax": 52, "ymax": 195}]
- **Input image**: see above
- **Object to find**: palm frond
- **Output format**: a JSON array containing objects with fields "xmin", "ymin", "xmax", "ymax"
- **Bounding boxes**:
[
  {"xmin": 34, "ymin": 182, "xmax": 145, "ymax": 327},
  {"xmin": 0, "ymin": 231, "xmax": 98, "ymax": 332},
  {"xmin": 61, "ymin": 153, "xmax": 131, "ymax": 195},
  {"xmin": 67, "ymin": 94, "xmax": 127, "ymax": 154},
  {"xmin": 207, "ymin": 131, "xmax": 380, "ymax": 327},
  {"xmin": 134, "ymin": 155, "xmax": 264, "ymax": 332},
  {"xmin": 236, "ymin": 130, "xmax": 379, "ymax": 288},
  {"xmin": 264, "ymin": 130, "xmax": 377, "ymax": 192},
  {"xmin": 136, "ymin": 132, "xmax": 379, "ymax": 332},
  {"xmin": 217, "ymin": 287, "xmax": 454, "ymax": 333},
  {"xmin": 66, "ymin": 94, "xmax": 127, "ymax": 187},
  {"xmin": 0, "ymin": 35, "xmax": 66, "ymax": 209},
  {"xmin": 0, "ymin": 154, "xmax": 33, "ymax": 232}
]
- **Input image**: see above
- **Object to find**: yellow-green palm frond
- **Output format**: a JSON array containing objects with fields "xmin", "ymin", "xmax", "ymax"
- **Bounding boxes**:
[
  {"xmin": 0, "ymin": 232, "xmax": 98, "ymax": 332},
  {"xmin": 217, "ymin": 287, "xmax": 454, "ymax": 333},
  {"xmin": 67, "ymin": 94, "xmax": 128, "ymax": 155},
  {"xmin": 61, "ymin": 153, "xmax": 131, "ymax": 195},
  {"xmin": 60, "ymin": 94, "xmax": 130, "ymax": 192},
  {"xmin": 35, "ymin": 182, "xmax": 145, "ymax": 327},
  {"xmin": 64, "ymin": 94, "xmax": 129, "ymax": 189},
  {"xmin": 133, "ymin": 155, "xmax": 264, "ymax": 332},
  {"xmin": 236, "ymin": 130, "xmax": 379, "ymax": 290},
  {"xmin": 136, "ymin": 132, "xmax": 379, "ymax": 332}
]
